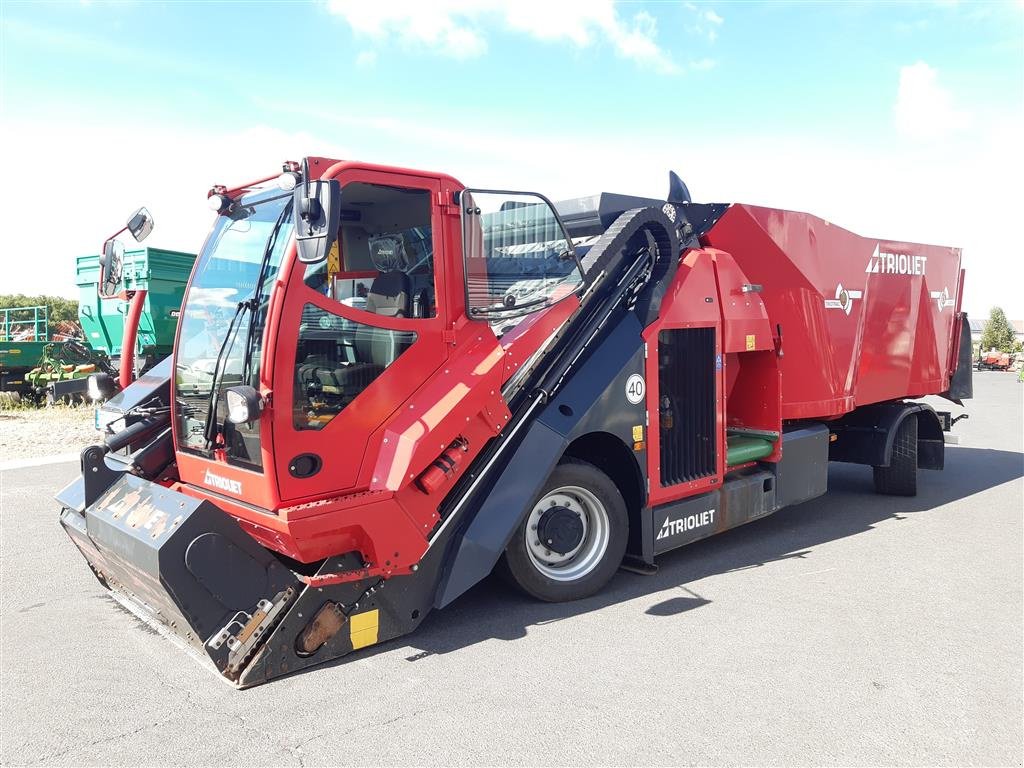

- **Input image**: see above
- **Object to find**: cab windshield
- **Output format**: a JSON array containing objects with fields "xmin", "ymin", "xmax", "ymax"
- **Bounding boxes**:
[{"xmin": 174, "ymin": 187, "xmax": 292, "ymax": 470}]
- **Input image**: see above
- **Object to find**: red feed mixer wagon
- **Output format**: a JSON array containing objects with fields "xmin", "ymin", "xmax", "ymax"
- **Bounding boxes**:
[{"xmin": 59, "ymin": 159, "xmax": 972, "ymax": 687}]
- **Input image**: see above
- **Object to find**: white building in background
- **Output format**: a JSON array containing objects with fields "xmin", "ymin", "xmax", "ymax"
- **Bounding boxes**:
[{"xmin": 969, "ymin": 318, "xmax": 1024, "ymax": 349}]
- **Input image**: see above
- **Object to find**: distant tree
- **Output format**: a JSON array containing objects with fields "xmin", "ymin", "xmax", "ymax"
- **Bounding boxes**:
[
  {"xmin": 979, "ymin": 306, "xmax": 1016, "ymax": 353},
  {"xmin": 0, "ymin": 295, "xmax": 80, "ymax": 338}
]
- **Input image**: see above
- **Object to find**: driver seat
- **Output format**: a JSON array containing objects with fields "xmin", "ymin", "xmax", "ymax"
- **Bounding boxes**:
[
  {"xmin": 329, "ymin": 235, "xmax": 413, "ymax": 394},
  {"xmin": 365, "ymin": 235, "xmax": 411, "ymax": 318}
]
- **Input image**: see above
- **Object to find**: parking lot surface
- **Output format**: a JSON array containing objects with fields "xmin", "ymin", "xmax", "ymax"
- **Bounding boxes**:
[{"xmin": 1, "ymin": 372, "xmax": 1021, "ymax": 766}]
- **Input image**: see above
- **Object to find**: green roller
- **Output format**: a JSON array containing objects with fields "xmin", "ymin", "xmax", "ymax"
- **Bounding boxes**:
[{"xmin": 726, "ymin": 434, "xmax": 776, "ymax": 466}]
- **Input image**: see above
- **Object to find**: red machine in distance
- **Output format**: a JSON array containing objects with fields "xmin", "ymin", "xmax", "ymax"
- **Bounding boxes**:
[{"xmin": 60, "ymin": 159, "xmax": 972, "ymax": 686}]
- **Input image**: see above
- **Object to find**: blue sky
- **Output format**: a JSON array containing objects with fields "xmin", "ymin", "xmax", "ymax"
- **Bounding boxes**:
[{"xmin": 1, "ymin": 1, "xmax": 1022, "ymax": 318}]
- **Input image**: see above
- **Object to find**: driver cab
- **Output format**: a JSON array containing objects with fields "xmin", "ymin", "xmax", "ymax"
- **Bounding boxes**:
[{"xmin": 293, "ymin": 180, "xmax": 438, "ymax": 432}]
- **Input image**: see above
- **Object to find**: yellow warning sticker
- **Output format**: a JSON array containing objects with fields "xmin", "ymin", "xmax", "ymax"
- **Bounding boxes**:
[
  {"xmin": 745, "ymin": 334, "xmax": 756, "ymax": 351},
  {"xmin": 632, "ymin": 425, "xmax": 644, "ymax": 442},
  {"xmin": 349, "ymin": 608, "xmax": 379, "ymax": 650},
  {"xmin": 327, "ymin": 240, "xmax": 341, "ymax": 276}
]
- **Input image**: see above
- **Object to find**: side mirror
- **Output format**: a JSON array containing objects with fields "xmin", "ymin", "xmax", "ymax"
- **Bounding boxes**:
[
  {"xmin": 100, "ymin": 239, "xmax": 125, "ymax": 298},
  {"xmin": 126, "ymin": 207, "xmax": 155, "ymax": 242},
  {"xmin": 294, "ymin": 179, "xmax": 341, "ymax": 264},
  {"xmin": 225, "ymin": 385, "xmax": 263, "ymax": 424}
]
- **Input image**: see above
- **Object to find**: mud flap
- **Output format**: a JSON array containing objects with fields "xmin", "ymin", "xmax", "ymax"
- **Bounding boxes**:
[{"xmin": 59, "ymin": 474, "xmax": 300, "ymax": 681}]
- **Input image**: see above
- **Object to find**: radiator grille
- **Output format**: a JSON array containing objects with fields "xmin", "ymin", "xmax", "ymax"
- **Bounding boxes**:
[{"xmin": 658, "ymin": 327, "xmax": 716, "ymax": 486}]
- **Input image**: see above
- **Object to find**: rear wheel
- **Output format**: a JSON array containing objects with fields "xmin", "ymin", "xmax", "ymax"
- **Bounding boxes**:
[
  {"xmin": 501, "ymin": 459, "xmax": 628, "ymax": 602},
  {"xmin": 873, "ymin": 415, "xmax": 918, "ymax": 496}
]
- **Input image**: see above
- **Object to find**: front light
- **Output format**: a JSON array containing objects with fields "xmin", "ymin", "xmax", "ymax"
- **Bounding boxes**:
[
  {"xmin": 226, "ymin": 389, "xmax": 249, "ymax": 424},
  {"xmin": 225, "ymin": 385, "xmax": 262, "ymax": 424},
  {"xmin": 207, "ymin": 193, "xmax": 232, "ymax": 213},
  {"xmin": 278, "ymin": 171, "xmax": 300, "ymax": 190},
  {"xmin": 87, "ymin": 372, "xmax": 116, "ymax": 401}
]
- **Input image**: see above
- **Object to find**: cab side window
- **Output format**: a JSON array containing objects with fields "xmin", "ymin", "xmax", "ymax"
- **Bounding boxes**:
[
  {"xmin": 295, "ymin": 182, "xmax": 434, "ymax": 430},
  {"xmin": 462, "ymin": 190, "xmax": 580, "ymax": 332},
  {"xmin": 304, "ymin": 182, "xmax": 435, "ymax": 318}
]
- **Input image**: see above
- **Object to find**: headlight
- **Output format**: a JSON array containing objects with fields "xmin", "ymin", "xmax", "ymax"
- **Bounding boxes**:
[
  {"xmin": 225, "ymin": 385, "xmax": 262, "ymax": 424},
  {"xmin": 207, "ymin": 193, "xmax": 232, "ymax": 213},
  {"xmin": 278, "ymin": 171, "xmax": 300, "ymax": 190},
  {"xmin": 87, "ymin": 373, "xmax": 116, "ymax": 401}
]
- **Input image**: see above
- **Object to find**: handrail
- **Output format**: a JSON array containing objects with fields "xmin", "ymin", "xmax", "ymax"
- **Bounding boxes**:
[{"xmin": 0, "ymin": 305, "xmax": 49, "ymax": 342}]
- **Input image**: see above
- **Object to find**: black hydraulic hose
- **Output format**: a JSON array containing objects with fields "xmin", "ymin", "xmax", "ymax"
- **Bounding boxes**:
[
  {"xmin": 534, "ymin": 243, "xmax": 655, "ymax": 400},
  {"xmin": 506, "ymin": 206, "xmax": 678, "ymax": 410},
  {"xmin": 106, "ymin": 411, "xmax": 172, "ymax": 454}
]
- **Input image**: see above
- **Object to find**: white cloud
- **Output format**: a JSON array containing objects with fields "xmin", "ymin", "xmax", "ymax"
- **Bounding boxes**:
[
  {"xmin": 326, "ymin": 0, "xmax": 486, "ymax": 58},
  {"xmin": 355, "ymin": 50, "xmax": 377, "ymax": 69},
  {"xmin": 894, "ymin": 61, "xmax": 972, "ymax": 140},
  {"xmin": 325, "ymin": 0, "xmax": 678, "ymax": 72},
  {"xmin": 684, "ymin": 2, "xmax": 724, "ymax": 42}
]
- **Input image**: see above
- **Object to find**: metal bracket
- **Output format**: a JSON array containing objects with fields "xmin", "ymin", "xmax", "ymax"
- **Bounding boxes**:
[{"xmin": 208, "ymin": 587, "xmax": 296, "ymax": 674}]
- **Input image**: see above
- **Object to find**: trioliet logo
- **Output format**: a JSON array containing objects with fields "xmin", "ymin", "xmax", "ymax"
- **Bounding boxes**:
[
  {"xmin": 657, "ymin": 508, "xmax": 715, "ymax": 541},
  {"xmin": 203, "ymin": 469, "xmax": 242, "ymax": 495},
  {"xmin": 865, "ymin": 245, "xmax": 927, "ymax": 276}
]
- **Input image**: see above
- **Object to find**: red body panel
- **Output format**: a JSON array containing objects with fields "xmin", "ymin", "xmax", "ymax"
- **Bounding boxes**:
[{"xmin": 705, "ymin": 205, "xmax": 962, "ymax": 420}]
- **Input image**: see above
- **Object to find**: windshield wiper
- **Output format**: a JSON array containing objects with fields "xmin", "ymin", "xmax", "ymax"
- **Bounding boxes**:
[
  {"xmin": 202, "ymin": 298, "xmax": 252, "ymax": 449},
  {"xmin": 201, "ymin": 203, "xmax": 291, "ymax": 450},
  {"xmin": 239, "ymin": 204, "xmax": 291, "ymax": 387}
]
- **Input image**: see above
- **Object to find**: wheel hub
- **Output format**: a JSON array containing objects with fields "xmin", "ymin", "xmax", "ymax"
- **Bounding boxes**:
[
  {"xmin": 536, "ymin": 506, "xmax": 584, "ymax": 555},
  {"xmin": 524, "ymin": 486, "xmax": 610, "ymax": 581}
]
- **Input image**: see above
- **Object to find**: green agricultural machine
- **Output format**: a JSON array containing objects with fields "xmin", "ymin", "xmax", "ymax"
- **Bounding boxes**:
[
  {"xmin": 0, "ymin": 305, "xmax": 56, "ymax": 397},
  {"xmin": 0, "ymin": 248, "xmax": 195, "ymax": 403}
]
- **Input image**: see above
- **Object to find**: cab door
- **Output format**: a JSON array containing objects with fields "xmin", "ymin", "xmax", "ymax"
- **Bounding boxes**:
[{"xmin": 272, "ymin": 168, "xmax": 449, "ymax": 502}]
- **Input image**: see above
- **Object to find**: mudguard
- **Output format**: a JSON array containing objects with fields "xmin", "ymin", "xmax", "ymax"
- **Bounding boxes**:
[
  {"xmin": 434, "ymin": 312, "xmax": 647, "ymax": 607},
  {"xmin": 944, "ymin": 311, "xmax": 974, "ymax": 404},
  {"xmin": 829, "ymin": 401, "xmax": 945, "ymax": 470}
]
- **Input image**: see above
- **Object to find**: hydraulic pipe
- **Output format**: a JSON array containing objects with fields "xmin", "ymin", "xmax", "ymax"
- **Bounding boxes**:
[{"xmin": 119, "ymin": 289, "xmax": 148, "ymax": 389}]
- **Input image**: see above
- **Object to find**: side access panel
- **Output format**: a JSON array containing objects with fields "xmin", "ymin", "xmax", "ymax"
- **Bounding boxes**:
[
  {"xmin": 645, "ymin": 425, "xmax": 829, "ymax": 558},
  {"xmin": 774, "ymin": 424, "xmax": 829, "ymax": 507}
]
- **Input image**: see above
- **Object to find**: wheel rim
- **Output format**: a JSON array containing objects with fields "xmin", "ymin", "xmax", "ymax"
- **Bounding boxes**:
[{"xmin": 525, "ymin": 485, "xmax": 610, "ymax": 582}]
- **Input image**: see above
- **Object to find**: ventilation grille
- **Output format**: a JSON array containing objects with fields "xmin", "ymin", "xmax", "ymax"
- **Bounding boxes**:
[{"xmin": 658, "ymin": 327, "xmax": 716, "ymax": 486}]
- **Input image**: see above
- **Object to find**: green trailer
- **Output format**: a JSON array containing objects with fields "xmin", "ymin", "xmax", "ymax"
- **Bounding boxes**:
[
  {"xmin": 76, "ymin": 247, "xmax": 196, "ymax": 371},
  {"xmin": 0, "ymin": 306, "xmax": 55, "ymax": 394},
  {"xmin": 0, "ymin": 248, "xmax": 195, "ymax": 401}
]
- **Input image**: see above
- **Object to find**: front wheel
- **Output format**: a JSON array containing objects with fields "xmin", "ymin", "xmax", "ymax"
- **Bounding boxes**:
[{"xmin": 501, "ymin": 459, "xmax": 628, "ymax": 602}]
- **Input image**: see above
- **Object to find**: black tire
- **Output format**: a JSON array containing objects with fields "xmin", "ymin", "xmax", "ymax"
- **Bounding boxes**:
[
  {"xmin": 873, "ymin": 415, "xmax": 918, "ymax": 496},
  {"xmin": 500, "ymin": 458, "xmax": 628, "ymax": 602}
]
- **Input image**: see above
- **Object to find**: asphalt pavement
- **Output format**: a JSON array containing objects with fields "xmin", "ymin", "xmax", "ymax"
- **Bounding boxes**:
[{"xmin": 1, "ymin": 372, "xmax": 1021, "ymax": 766}]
